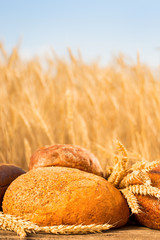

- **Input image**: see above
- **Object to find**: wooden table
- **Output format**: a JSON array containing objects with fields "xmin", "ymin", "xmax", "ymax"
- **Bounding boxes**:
[{"xmin": 0, "ymin": 224, "xmax": 159, "ymax": 240}]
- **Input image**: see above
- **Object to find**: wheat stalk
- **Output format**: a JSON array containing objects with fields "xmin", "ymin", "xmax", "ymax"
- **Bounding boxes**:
[
  {"xmin": 113, "ymin": 170, "xmax": 127, "ymax": 187},
  {"xmin": 1, "ymin": 43, "xmax": 160, "ymax": 170},
  {"xmin": 120, "ymin": 189, "xmax": 140, "ymax": 214},
  {"xmin": 0, "ymin": 212, "xmax": 113, "ymax": 237},
  {"xmin": 114, "ymin": 155, "xmax": 119, "ymax": 165},
  {"xmin": 131, "ymin": 159, "xmax": 159, "ymax": 172},
  {"xmin": 107, "ymin": 141, "xmax": 130, "ymax": 187},
  {"xmin": 116, "ymin": 140, "xmax": 128, "ymax": 157},
  {"xmin": 141, "ymin": 159, "xmax": 160, "ymax": 172},
  {"xmin": 129, "ymin": 185, "xmax": 160, "ymax": 199},
  {"xmin": 105, "ymin": 166, "xmax": 113, "ymax": 179},
  {"xmin": 39, "ymin": 223, "xmax": 112, "ymax": 234},
  {"xmin": 116, "ymin": 140, "xmax": 128, "ymax": 169},
  {"xmin": 0, "ymin": 212, "xmax": 37, "ymax": 237},
  {"xmin": 66, "ymin": 89, "xmax": 75, "ymax": 144},
  {"xmin": 24, "ymin": 138, "xmax": 32, "ymax": 165},
  {"xmin": 130, "ymin": 159, "xmax": 148, "ymax": 171},
  {"xmin": 119, "ymin": 169, "xmax": 151, "ymax": 188},
  {"xmin": 108, "ymin": 163, "xmax": 119, "ymax": 185},
  {"xmin": 108, "ymin": 141, "xmax": 160, "ymax": 215}
]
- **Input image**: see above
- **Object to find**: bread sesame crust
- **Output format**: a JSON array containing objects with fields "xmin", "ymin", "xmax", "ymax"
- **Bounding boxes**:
[{"xmin": 3, "ymin": 167, "xmax": 129, "ymax": 228}]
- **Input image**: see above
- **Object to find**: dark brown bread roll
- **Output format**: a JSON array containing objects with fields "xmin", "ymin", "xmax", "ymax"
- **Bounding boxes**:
[
  {"xmin": 3, "ymin": 167, "xmax": 129, "ymax": 227},
  {"xmin": 134, "ymin": 165, "xmax": 160, "ymax": 229},
  {"xmin": 0, "ymin": 164, "xmax": 25, "ymax": 209},
  {"xmin": 29, "ymin": 144, "xmax": 103, "ymax": 177}
]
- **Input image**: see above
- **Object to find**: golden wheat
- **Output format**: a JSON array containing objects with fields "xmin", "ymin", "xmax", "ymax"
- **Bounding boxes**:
[
  {"xmin": 0, "ymin": 44, "xmax": 160, "ymax": 170},
  {"xmin": 105, "ymin": 141, "xmax": 160, "ymax": 214},
  {"xmin": 0, "ymin": 212, "xmax": 113, "ymax": 237},
  {"xmin": 120, "ymin": 189, "xmax": 140, "ymax": 214},
  {"xmin": 128, "ymin": 185, "xmax": 160, "ymax": 198}
]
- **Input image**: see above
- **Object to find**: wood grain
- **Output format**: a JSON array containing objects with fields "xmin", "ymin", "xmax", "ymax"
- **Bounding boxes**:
[{"xmin": 0, "ymin": 225, "xmax": 160, "ymax": 240}]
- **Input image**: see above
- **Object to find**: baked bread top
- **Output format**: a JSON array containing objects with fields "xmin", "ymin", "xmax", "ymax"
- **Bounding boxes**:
[{"xmin": 29, "ymin": 144, "xmax": 103, "ymax": 177}]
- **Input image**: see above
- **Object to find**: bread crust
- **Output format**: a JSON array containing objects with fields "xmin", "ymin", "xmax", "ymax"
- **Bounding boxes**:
[
  {"xmin": 3, "ymin": 167, "xmax": 129, "ymax": 228},
  {"xmin": 134, "ymin": 165, "xmax": 160, "ymax": 229},
  {"xmin": 0, "ymin": 164, "xmax": 25, "ymax": 208},
  {"xmin": 29, "ymin": 144, "xmax": 103, "ymax": 177}
]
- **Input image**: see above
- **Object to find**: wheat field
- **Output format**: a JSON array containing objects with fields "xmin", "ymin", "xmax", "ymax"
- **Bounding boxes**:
[{"xmin": 0, "ymin": 44, "xmax": 160, "ymax": 171}]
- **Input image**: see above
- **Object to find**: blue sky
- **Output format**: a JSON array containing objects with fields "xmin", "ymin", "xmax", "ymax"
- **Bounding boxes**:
[{"xmin": 1, "ymin": 0, "xmax": 160, "ymax": 66}]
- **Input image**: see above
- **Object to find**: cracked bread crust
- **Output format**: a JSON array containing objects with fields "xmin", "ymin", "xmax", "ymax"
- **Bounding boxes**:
[{"xmin": 29, "ymin": 144, "xmax": 103, "ymax": 177}]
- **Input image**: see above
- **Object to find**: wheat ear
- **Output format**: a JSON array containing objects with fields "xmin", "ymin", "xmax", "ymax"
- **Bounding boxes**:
[
  {"xmin": 142, "ymin": 159, "xmax": 160, "ymax": 172},
  {"xmin": 107, "ymin": 163, "xmax": 119, "ymax": 185},
  {"xmin": 131, "ymin": 159, "xmax": 159, "ymax": 172},
  {"xmin": 116, "ymin": 140, "xmax": 128, "ymax": 169},
  {"xmin": 0, "ymin": 212, "xmax": 39, "ymax": 238},
  {"xmin": 66, "ymin": 89, "xmax": 75, "ymax": 144},
  {"xmin": 105, "ymin": 166, "xmax": 113, "ymax": 179},
  {"xmin": 129, "ymin": 185, "xmax": 160, "ymax": 199},
  {"xmin": 108, "ymin": 162, "xmax": 127, "ymax": 187},
  {"xmin": 119, "ymin": 169, "xmax": 151, "ymax": 188},
  {"xmin": 107, "ymin": 141, "xmax": 129, "ymax": 187},
  {"xmin": 120, "ymin": 189, "xmax": 140, "ymax": 214},
  {"xmin": 0, "ymin": 212, "xmax": 113, "ymax": 237},
  {"xmin": 112, "ymin": 170, "xmax": 127, "ymax": 187},
  {"xmin": 131, "ymin": 159, "xmax": 147, "ymax": 171},
  {"xmin": 39, "ymin": 223, "xmax": 113, "ymax": 234},
  {"xmin": 139, "ymin": 170, "xmax": 151, "ymax": 186}
]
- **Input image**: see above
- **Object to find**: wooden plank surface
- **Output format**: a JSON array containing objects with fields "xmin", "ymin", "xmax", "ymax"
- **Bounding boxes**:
[{"xmin": 0, "ymin": 224, "xmax": 160, "ymax": 240}]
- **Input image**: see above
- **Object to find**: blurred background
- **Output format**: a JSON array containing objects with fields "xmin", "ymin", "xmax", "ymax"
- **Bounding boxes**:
[{"xmin": 0, "ymin": 0, "xmax": 160, "ymax": 170}]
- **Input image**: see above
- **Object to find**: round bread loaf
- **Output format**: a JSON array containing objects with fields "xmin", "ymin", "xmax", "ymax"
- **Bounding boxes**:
[
  {"xmin": 29, "ymin": 144, "xmax": 103, "ymax": 177},
  {"xmin": 134, "ymin": 165, "xmax": 160, "ymax": 229},
  {"xmin": 3, "ymin": 167, "xmax": 129, "ymax": 227},
  {"xmin": 0, "ymin": 164, "xmax": 25, "ymax": 209}
]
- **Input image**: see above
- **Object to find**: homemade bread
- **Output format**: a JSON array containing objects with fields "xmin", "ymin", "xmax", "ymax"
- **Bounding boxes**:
[
  {"xmin": 29, "ymin": 144, "xmax": 103, "ymax": 177},
  {"xmin": 134, "ymin": 165, "xmax": 160, "ymax": 229},
  {"xmin": 0, "ymin": 164, "xmax": 25, "ymax": 209},
  {"xmin": 3, "ymin": 167, "xmax": 129, "ymax": 227}
]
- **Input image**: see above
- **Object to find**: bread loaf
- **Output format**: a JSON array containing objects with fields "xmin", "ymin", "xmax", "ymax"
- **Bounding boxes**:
[
  {"xmin": 3, "ymin": 167, "xmax": 129, "ymax": 228},
  {"xmin": 134, "ymin": 165, "xmax": 160, "ymax": 229},
  {"xmin": 29, "ymin": 144, "xmax": 103, "ymax": 177},
  {"xmin": 0, "ymin": 164, "xmax": 25, "ymax": 209}
]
